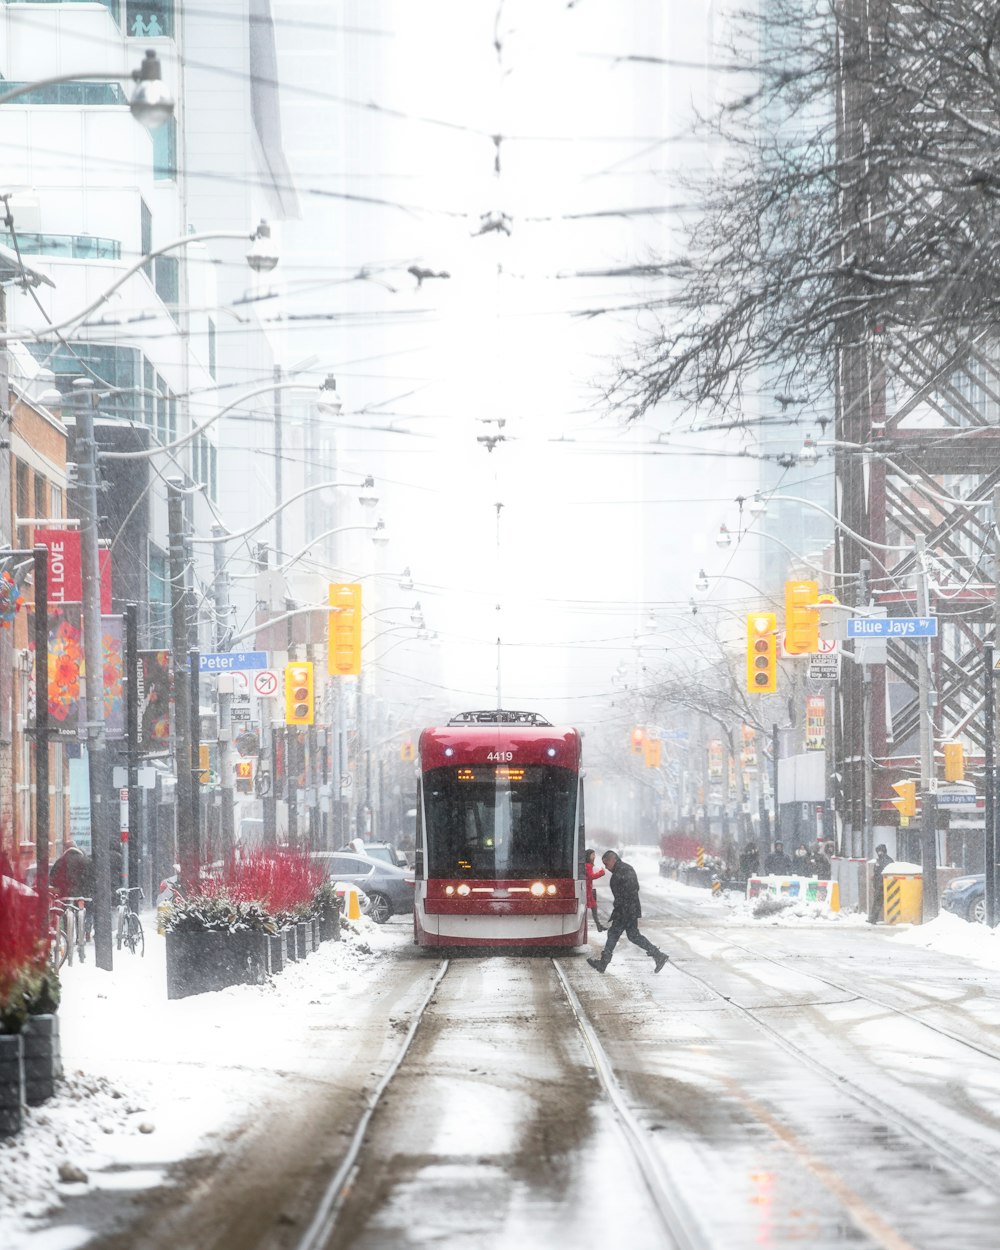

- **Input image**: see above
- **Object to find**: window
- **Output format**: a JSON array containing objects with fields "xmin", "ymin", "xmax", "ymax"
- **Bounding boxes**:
[
  {"xmin": 16, "ymin": 463, "xmax": 29, "ymax": 545},
  {"xmin": 50, "ymin": 486, "xmax": 62, "ymax": 521},
  {"xmin": 154, "ymin": 254, "xmax": 179, "ymax": 309},
  {"xmin": 152, "ymin": 117, "xmax": 177, "ymax": 180},
  {"xmin": 144, "ymin": 359, "xmax": 155, "ymax": 428},
  {"xmin": 126, "ymin": 1, "xmax": 173, "ymax": 37},
  {"xmin": 140, "ymin": 199, "xmax": 152, "ymax": 281}
]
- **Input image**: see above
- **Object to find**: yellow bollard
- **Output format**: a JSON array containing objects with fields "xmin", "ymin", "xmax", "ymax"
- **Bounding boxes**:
[{"xmin": 883, "ymin": 873, "xmax": 922, "ymax": 924}]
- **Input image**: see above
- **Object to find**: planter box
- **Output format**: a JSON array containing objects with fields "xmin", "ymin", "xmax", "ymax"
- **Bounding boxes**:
[
  {"xmin": 22, "ymin": 1014, "xmax": 61, "ymax": 1106},
  {"xmin": 269, "ymin": 932, "xmax": 285, "ymax": 973},
  {"xmin": 0, "ymin": 1034, "xmax": 25, "ymax": 1137},
  {"xmin": 311, "ymin": 918, "xmax": 320, "ymax": 951},
  {"xmin": 165, "ymin": 929, "xmax": 268, "ymax": 1000},
  {"xmin": 323, "ymin": 901, "xmax": 342, "ymax": 943},
  {"xmin": 285, "ymin": 926, "xmax": 297, "ymax": 962},
  {"xmin": 295, "ymin": 922, "xmax": 308, "ymax": 959}
]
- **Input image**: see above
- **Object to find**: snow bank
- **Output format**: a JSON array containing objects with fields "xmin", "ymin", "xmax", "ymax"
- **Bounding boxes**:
[
  {"xmin": 889, "ymin": 910, "xmax": 1000, "ymax": 970},
  {"xmin": 0, "ymin": 914, "xmax": 398, "ymax": 1247}
]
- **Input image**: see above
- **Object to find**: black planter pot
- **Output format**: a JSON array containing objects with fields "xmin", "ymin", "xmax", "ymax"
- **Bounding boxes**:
[
  {"xmin": 310, "ymin": 918, "xmax": 320, "ymax": 951},
  {"xmin": 269, "ymin": 932, "xmax": 285, "ymax": 973},
  {"xmin": 325, "ymin": 900, "xmax": 342, "ymax": 943},
  {"xmin": 0, "ymin": 1034, "xmax": 25, "ymax": 1137},
  {"xmin": 165, "ymin": 929, "xmax": 269, "ymax": 999},
  {"xmin": 284, "ymin": 926, "xmax": 297, "ymax": 962},
  {"xmin": 295, "ymin": 922, "xmax": 308, "ymax": 959},
  {"xmin": 22, "ymin": 1014, "xmax": 61, "ymax": 1106}
]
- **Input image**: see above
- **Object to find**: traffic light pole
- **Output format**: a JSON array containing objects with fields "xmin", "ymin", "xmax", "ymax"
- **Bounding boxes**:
[
  {"xmin": 167, "ymin": 478, "xmax": 196, "ymax": 886},
  {"xmin": 985, "ymin": 642, "xmax": 996, "ymax": 928},
  {"xmin": 212, "ymin": 528, "xmax": 235, "ymax": 861},
  {"xmin": 915, "ymin": 538, "xmax": 938, "ymax": 918}
]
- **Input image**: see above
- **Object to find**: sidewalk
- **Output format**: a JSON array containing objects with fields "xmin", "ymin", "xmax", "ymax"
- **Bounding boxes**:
[{"xmin": 0, "ymin": 914, "xmax": 406, "ymax": 1248}]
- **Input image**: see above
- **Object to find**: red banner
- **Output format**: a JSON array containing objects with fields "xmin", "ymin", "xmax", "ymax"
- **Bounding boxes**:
[{"xmin": 35, "ymin": 528, "xmax": 111, "ymax": 612}]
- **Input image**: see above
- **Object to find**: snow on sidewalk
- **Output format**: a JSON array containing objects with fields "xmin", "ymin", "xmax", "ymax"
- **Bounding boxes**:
[{"xmin": 0, "ymin": 916, "xmax": 402, "ymax": 1249}]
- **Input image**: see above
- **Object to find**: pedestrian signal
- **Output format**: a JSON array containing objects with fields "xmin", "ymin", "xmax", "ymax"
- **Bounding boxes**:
[
  {"xmin": 329, "ymin": 582, "xmax": 362, "ymax": 676},
  {"xmin": 891, "ymin": 779, "xmax": 916, "ymax": 818},
  {"xmin": 284, "ymin": 662, "xmax": 314, "ymax": 726},
  {"xmin": 746, "ymin": 613, "xmax": 777, "ymax": 693},
  {"xmin": 942, "ymin": 742, "xmax": 964, "ymax": 782},
  {"xmin": 784, "ymin": 580, "xmax": 819, "ymax": 655},
  {"xmin": 235, "ymin": 760, "xmax": 253, "ymax": 794}
]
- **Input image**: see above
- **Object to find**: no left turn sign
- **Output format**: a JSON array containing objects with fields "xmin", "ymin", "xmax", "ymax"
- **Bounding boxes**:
[{"xmin": 253, "ymin": 669, "xmax": 279, "ymax": 697}]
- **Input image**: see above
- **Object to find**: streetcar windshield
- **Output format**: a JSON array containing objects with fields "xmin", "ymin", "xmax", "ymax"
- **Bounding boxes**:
[{"xmin": 424, "ymin": 765, "xmax": 577, "ymax": 878}]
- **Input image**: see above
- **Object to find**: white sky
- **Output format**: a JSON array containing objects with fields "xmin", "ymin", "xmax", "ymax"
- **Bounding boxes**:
[{"xmin": 272, "ymin": 1, "xmax": 760, "ymax": 728}]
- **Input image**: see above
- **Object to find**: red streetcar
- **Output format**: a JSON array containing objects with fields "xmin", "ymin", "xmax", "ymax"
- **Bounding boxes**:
[{"xmin": 413, "ymin": 710, "xmax": 586, "ymax": 948}]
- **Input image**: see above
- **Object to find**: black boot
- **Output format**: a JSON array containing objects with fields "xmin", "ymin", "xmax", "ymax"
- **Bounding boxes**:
[
  {"xmin": 653, "ymin": 952, "xmax": 669, "ymax": 973},
  {"xmin": 587, "ymin": 957, "xmax": 607, "ymax": 974}
]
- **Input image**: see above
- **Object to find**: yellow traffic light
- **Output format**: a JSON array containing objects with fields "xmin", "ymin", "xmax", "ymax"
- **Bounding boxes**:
[
  {"xmin": 942, "ymin": 741, "xmax": 965, "ymax": 782},
  {"xmin": 784, "ymin": 580, "xmax": 819, "ymax": 655},
  {"xmin": 631, "ymin": 726, "xmax": 645, "ymax": 754},
  {"xmin": 746, "ymin": 613, "xmax": 777, "ymax": 693},
  {"xmin": 891, "ymin": 779, "xmax": 916, "ymax": 818},
  {"xmin": 285, "ymin": 661, "xmax": 314, "ymax": 726},
  {"xmin": 643, "ymin": 737, "xmax": 661, "ymax": 768},
  {"xmin": 328, "ymin": 582, "xmax": 362, "ymax": 676},
  {"xmin": 400, "ymin": 740, "xmax": 415, "ymax": 762},
  {"xmin": 197, "ymin": 743, "xmax": 211, "ymax": 785}
]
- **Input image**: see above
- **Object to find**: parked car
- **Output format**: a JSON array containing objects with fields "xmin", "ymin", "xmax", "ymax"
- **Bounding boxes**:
[
  {"xmin": 941, "ymin": 873, "xmax": 985, "ymax": 923},
  {"xmin": 311, "ymin": 851, "xmax": 414, "ymax": 923},
  {"xmin": 338, "ymin": 839, "xmax": 409, "ymax": 869}
]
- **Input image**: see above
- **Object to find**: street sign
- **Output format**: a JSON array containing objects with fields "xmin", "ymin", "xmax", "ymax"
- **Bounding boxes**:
[
  {"xmin": 253, "ymin": 669, "xmax": 280, "ymax": 697},
  {"xmin": 199, "ymin": 651, "xmax": 269, "ymax": 673},
  {"xmin": 937, "ymin": 784, "xmax": 979, "ymax": 809},
  {"xmin": 231, "ymin": 706, "xmax": 251, "ymax": 722},
  {"xmin": 808, "ymin": 655, "xmax": 841, "ymax": 681},
  {"xmin": 660, "ymin": 729, "xmax": 689, "ymax": 742},
  {"xmin": 846, "ymin": 617, "xmax": 937, "ymax": 638}
]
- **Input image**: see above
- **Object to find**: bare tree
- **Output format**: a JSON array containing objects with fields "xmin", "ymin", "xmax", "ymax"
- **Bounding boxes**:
[{"xmin": 610, "ymin": 0, "xmax": 1000, "ymax": 420}]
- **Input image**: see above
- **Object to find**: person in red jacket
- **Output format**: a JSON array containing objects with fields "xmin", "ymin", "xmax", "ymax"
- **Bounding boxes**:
[{"xmin": 585, "ymin": 847, "xmax": 605, "ymax": 932}]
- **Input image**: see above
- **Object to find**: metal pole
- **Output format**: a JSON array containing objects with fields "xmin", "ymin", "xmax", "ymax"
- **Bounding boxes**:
[
  {"xmin": 190, "ymin": 650, "xmax": 201, "ymax": 864},
  {"xmin": 32, "ymin": 547, "xmax": 49, "ymax": 924},
  {"xmin": 771, "ymin": 721, "xmax": 779, "ymax": 845},
  {"xmin": 985, "ymin": 642, "xmax": 995, "ymax": 928},
  {"xmin": 125, "ymin": 603, "xmax": 140, "ymax": 894},
  {"xmin": 274, "ymin": 365, "xmax": 283, "ymax": 559},
  {"xmin": 256, "ymin": 543, "xmax": 277, "ymax": 846},
  {"xmin": 74, "ymin": 379, "xmax": 111, "ymax": 969},
  {"xmin": 212, "ymin": 529, "xmax": 235, "ymax": 860},
  {"xmin": 915, "ymin": 537, "xmax": 938, "ymax": 916},
  {"xmin": 167, "ymin": 478, "xmax": 196, "ymax": 885}
]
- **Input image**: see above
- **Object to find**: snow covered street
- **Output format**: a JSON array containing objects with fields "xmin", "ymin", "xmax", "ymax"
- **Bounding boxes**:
[{"xmin": 6, "ymin": 851, "xmax": 1000, "ymax": 1248}]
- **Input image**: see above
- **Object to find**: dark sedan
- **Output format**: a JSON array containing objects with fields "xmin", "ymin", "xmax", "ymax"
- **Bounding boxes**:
[
  {"xmin": 311, "ymin": 852, "xmax": 414, "ymax": 924},
  {"xmin": 940, "ymin": 874, "xmax": 985, "ymax": 924}
]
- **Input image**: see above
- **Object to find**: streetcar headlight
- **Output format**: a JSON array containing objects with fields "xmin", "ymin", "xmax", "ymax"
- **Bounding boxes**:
[
  {"xmin": 530, "ymin": 881, "xmax": 545, "ymax": 897},
  {"xmin": 546, "ymin": 747, "xmax": 557, "ymax": 758},
  {"xmin": 457, "ymin": 883, "xmax": 471, "ymax": 896},
  {"xmin": 445, "ymin": 885, "xmax": 455, "ymax": 895},
  {"xmin": 546, "ymin": 884, "xmax": 556, "ymax": 895},
  {"xmin": 444, "ymin": 747, "xmax": 455, "ymax": 757}
]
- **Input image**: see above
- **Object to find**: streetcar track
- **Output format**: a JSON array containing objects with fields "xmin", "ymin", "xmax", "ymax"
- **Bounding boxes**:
[
  {"xmin": 670, "ymin": 947, "xmax": 1000, "ymax": 1193},
  {"xmin": 293, "ymin": 954, "xmax": 708, "ymax": 1250}
]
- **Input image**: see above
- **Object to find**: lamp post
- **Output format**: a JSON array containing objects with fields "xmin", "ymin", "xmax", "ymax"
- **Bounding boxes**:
[{"xmin": 0, "ymin": 50, "xmax": 174, "ymax": 128}]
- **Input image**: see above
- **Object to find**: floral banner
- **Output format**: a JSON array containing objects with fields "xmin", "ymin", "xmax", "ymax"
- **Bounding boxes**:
[
  {"xmin": 102, "ymin": 616, "xmax": 125, "ymax": 741},
  {"xmin": 137, "ymin": 650, "xmax": 171, "ymax": 756},
  {"xmin": 29, "ymin": 610, "xmax": 125, "ymax": 738}
]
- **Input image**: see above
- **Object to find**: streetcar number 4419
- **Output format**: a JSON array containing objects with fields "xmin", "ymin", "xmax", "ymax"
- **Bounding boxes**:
[{"xmin": 487, "ymin": 751, "xmax": 513, "ymax": 762}]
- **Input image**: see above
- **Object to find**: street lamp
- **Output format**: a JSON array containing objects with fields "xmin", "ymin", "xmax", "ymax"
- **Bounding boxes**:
[
  {"xmin": 695, "ymin": 569, "xmax": 710, "ymax": 592},
  {"xmin": 316, "ymin": 375, "xmax": 343, "ymax": 417},
  {"xmin": 0, "ymin": 49, "xmax": 174, "ymax": 130},
  {"xmin": 715, "ymin": 524, "xmax": 732, "ymax": 549},
  {"xmin": 247, "ymin": 220, "xmax": 278, "ymax": 275}
]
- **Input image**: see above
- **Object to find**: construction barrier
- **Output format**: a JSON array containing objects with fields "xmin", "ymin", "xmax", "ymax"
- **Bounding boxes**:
[
  {"xmin": 335, "ymin": 882, "xmax": 363, "ymax": 921},
  {"xmin": 883, "ymin": 871, "xmax": 922, "ymax": 925},
  {"xmin": 746, "ymin": 875, "xmax": 841, "ymax": 912}
]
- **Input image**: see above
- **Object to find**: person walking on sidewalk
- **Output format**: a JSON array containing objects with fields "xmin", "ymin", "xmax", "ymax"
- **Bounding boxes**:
[
  {"xmin": 585, "ymin": 848, "xmax": 605, "ymax": 932},
  {"xmin": 587, "ymin": 850, "xmax": 668, "ymax": 974}
]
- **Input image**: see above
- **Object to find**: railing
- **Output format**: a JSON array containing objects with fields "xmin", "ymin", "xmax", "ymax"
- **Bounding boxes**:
[
  {"xmin": 0, "ymin": 230, "xmax": 121, "ymax": 261},
  {"xmin": 0, "ymin": 81, "xmax": 128, "ymax": 106}
]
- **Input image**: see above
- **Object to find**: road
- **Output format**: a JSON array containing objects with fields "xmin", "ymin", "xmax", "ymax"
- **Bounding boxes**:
[{"xmin": 63, "ymin": 876, "xmax": 1000, "ymax": 1250}]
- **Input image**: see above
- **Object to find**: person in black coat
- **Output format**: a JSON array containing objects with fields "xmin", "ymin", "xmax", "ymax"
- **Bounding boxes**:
[
  {"xmin": 763, "ymin": 841, "xmax": 793, "ymax": 874},
  {"xmin": 867, "ymin": 844, "xmax": 894, "ymax": 924},
  {"xmin": 587, "ymin": 851, "xmax": 668, "ymax": 974}
]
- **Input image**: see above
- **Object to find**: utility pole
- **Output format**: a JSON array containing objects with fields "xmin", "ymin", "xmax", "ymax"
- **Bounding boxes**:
[
  {"xmin": 256, "ymin": 543, "xmax": 277, "ymax": 846},
  {"xmin": 915, "ymin": 536, "xmax": 938, "ymax": 916},
  {"xmin": 74, "ymin": 379, "xmax": 112, "ymax": 969},
  {"xmin": 771, "ymin": 721, "xmax": 780, "ymax": 844},
  {"xmin": 32, "ymin": 547, "xmax": 49, "ymax": 922},
  {"xmin": 213, "ymin": 529, "xmax": 235, "ymax": 859},
  {"xmin": 273, "ymin": 365, "xmax": 283, "ymax": 560},
  {"xmin": 124, "ymin": 603, "xmax": 140, "ymax": 895},
  {"xmin": 985, "ymin": 641, "xmax": 995, "ymax": 928},
  {"xmin": 167, "ymin": 478, "xmax": 196, "ymax": 885},
  {"xmin": 859, "ymin": 559, "xmax": 873, "ymax": 859}
]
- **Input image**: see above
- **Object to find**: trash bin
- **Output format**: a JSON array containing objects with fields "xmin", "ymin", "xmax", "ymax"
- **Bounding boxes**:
[{"xmin": 883, "ymin": 868, "xmax": 922, "ymax": 924}]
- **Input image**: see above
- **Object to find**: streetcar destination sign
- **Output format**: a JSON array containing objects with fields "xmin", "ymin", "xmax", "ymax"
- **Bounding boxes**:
[{"xmin": 846, "ymin": 617, "xmax": 937, "ymax": 638}]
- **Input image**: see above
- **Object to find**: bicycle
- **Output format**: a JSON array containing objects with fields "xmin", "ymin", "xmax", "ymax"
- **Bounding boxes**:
[
  {"xmin": 49, "ymin": 896, "xmax": 89, "ymax": 969},
  {"xmin": 115, "ymin": 886, "xmax": 145, "ymax": 956}
]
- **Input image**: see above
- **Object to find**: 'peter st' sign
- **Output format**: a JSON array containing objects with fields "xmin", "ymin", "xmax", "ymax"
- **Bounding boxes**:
[{"xmin": 198, "ymin": 651, "xmax": 269, "ymax": 673}]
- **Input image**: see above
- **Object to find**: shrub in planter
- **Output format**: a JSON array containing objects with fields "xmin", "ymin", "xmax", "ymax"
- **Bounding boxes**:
[
  {"xmin": 0, "ymin": 876, "xmax": 53, "ymax": 1132},
  {"xmin": 313, "ymin": 880, "xmax": 343, "ymax": 943},
  {"xmin": 0, "ymin": 1034, "xmax": 24, "ymax": 1137},
  {"xmin": 164, "ymin": 895, "xmax": 270, "ymax": 999}
]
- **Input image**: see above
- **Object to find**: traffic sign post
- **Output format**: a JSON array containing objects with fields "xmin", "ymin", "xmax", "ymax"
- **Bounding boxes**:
[{"xmin": 253, "ymin": 669, "xmax": 280, "ymax": 697}]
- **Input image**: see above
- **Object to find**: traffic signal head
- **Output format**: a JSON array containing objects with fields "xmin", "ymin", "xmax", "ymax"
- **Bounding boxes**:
[
  {"xmin": 942, "ymin": 741, "xmax": 965, "ymax": 782},
  {"xmin": 891, "ymin": 779, "xmax": 916, "ymax": 818},
  {"xmin": 284, "ymin": 661, "xmax": 314, "ymax": 726},
  {"xmin": 329, "ymin": 582, "xmax": 362, "ymax": 676},
  {"xmin": 643, "ymin": 737, "xmax": 661, "ymax": 768},
  {"xmin": 746, "ymin": 613, "xmax": 777, "ymax": 693},
  {"xmin": 784, "ymin": 580, "xmax": 819, "ymax": 655},
  {"xmin": 400, "ymin": 740, "xmax": 415, "ymax": 762},
  {"xmin": 631, "ymin": 726, "xmax": 645, "ymax": 754}
]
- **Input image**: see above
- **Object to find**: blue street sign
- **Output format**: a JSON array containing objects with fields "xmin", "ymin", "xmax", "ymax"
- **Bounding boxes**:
[
  {"xmin": 937, "ymin": 791, "xmax": 979, "ymax": 808},
  {"xmin": 198, "ymin": 651, "xmax": 269, "ymax": 673},
  {"xmin": 846, "ymin": 617, "xmax": 937, "ymax": 639},
  {"xmin": 661, "ymin": 729, "xmax": 689, "ymax": 742}
]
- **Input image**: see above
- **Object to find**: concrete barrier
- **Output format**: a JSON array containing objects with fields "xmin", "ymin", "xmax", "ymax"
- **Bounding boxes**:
[{"xmin": 747, "ymin": 875, "xmax": 840, "ymax": 911}]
